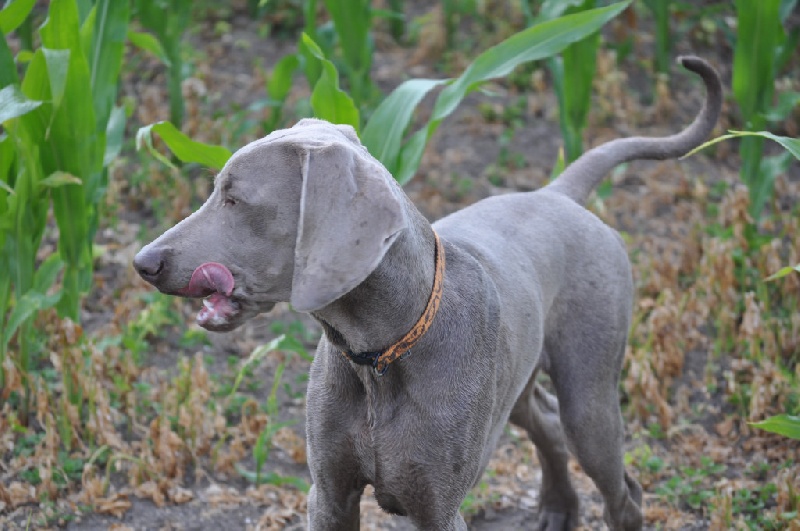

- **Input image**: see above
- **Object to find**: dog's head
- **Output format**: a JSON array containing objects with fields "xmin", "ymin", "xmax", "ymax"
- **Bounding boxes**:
[{"xmin": 133, "ymin": 119, "xmax": 407, "ymax": 331}]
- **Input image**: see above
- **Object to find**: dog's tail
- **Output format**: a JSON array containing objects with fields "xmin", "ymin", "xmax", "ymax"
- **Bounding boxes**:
[{"xmin": 545, "ymin": 56, "xmax": 722, "ymax": 206}]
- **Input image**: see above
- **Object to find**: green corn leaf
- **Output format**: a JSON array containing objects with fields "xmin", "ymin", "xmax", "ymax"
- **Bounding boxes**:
[
  {"xmin": 548, "ymin": 0, "xmax": 599, "ymax": 163},
  {"xmin": 322, "ymin": 0, "xmax": 372, "ymax": 104},
  {"xmin": 395, "ymin": 127, "xmax": 430, "ymax": 185},
  {"xmin": 302, "ymin": 33, "xmax": 360, "ymax": 130},
  {"xmin": 267, "ymin": 53, "xmax": 300, "ymax": 103},
  {"xmin": 434, "ymin": 2, "xmax": 629, "ymax": 121},
  {"xmin": 33, "ymin": 253, "xmax": 64, "ymax": 293},
  {"xmin": 322, "ymin": 0, "xmax": 370, "ymax": 75},
  {"xmin": 752, "ymin": 131, "xmax": 800, "ymax": 159},
  {"xmin": 90, "ymin": 0, "xmax": 130, "ymax": 132},
  {"xmin": 2, "ymin": 288, "xmax": 63, "ymax": 344},
  {"xmin": 750, "ymin": 414, "xmax": 800, "ymax": 440},
  {"xmin": 79, "ymin": 4, "xmax": 95, "ymax": 63},
  {"xmin": 103, "ymin": 105, "xmax": 126, "ymax": 166},
  {"xmin": 127, "ymin": 30, "xmax": 171, "ymax": 66},
  {"xmin": 0, "ymin": 0, "xmax": 36, "ymax": 34},
  {"xmin": 136, "ymin": 121, "xmax": 232, "ymax": 170},
  {"xmin": 684, "ymin": 131, "xmax": 800, "ymax": 161},
  {"xmin": 0, "ymin": 29, "xmax": 19, "ymax": 88},
  {"xmin": 0, "ymin": 85, "xmax": 43, "ymax": 123},
  {"xmin": 392, "ymin": 0, "xmax": 630, "ymax": 184},
  {"xmin": 41, "ymin": 0, "xmax": 84, "ymax": 53},
  {"xmin": 39, "ymin": 171, "xmax": 82, "ymax": 188},
  {"xmin": 42, "ymin": 48, "xmax": 70, "ymax": 112},
  {"xmin": 766, "ymin": 264, "xmax": 800, "ymax": 281},
  {"xmin": 362, "ymin": 78, "xmax": 448, "ymax": 170},
  {"xmin": 733, "ymin": 0, "xmax": 781, "ymax": 122}
]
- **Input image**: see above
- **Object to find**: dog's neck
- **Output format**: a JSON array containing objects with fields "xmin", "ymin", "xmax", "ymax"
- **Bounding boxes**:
[{"xmin": 312, "ymin": 206, "xmax": 436, "ymax": 357}]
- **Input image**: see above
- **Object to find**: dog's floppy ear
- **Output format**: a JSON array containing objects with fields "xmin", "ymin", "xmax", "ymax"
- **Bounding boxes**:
[{"xmin": 290, "ymin": 140, "xmax": 407, "ymax": 312}]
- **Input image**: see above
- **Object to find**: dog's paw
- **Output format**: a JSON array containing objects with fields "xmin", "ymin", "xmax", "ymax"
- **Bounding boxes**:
[{"xmin": 536, "ymin": 509, "xmax": 578, "ymax": 531}]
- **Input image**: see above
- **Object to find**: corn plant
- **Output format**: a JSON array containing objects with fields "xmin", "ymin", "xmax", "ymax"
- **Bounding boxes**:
[
  {"xmin": 321, "ymin": 0, "xmax": 375, "ymax": 109},
  {"xmin": 538, "ymin": 0, "xmax": 601, "ymax": 164},
  {"xmin": 138, "ymin": 1, "xmax": 632, "ymax": 187},
  {"xmin": 224, "ymin": 335, "xmax": 310, "ymax": 491},
  {"xmin": 367, "ymin": 0, "xmax": 631, "ymax": 184},
  {"xmin": 732, "ymin": 0, "xmax": 797, "ymax": 218},
  {"xmin": 0, "ymin": 0, "xmax": 129, "ymax": 419},
  {"xmin": 262, "ymin": 53, "xmax": 300, "ymax": 133},
  {"xmin": 296, "ymin": 0, "xmax": 378, "ymax": 113},
  {"xmin": 132, "ymin": 0, "xmax": 191, "ymax": 127},
  {"xmin": 643, "ymin": 0, "xmax": 672, "ymax": 75}
]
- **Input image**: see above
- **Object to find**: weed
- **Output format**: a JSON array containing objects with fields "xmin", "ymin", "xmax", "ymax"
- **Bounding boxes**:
[{"xmin": 657, "ymin": 457, "xmax": 725, "ymax": 511}]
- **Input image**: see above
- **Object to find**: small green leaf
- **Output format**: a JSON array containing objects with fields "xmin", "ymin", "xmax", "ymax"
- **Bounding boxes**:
[
  {"xmin": 302, "ymin": 33, "xmax": 360, "ymax": 129},
  {"xmin": 0, "ymin": 0, "xmax": 36, "ymax": 34},
  {"xmin": 0, "ymin": 85, "xmax": 43, "ymax": 123},
  {"xmin": 765, "ymin": 264, "xmax": 800, "ymax": 281},
  {"xmin": 750, "ymin": 414, "xmax": 800, "ymax": 440},
  {"xmin": 136, "ymin": 121, "xmax": 232, "ymax": 170},
  {"xmin": 127, "ymin": 30, "xmax": 171, "ymax": 66},
  {"xmin": 267, "ymin": 53, "xmax": 299, "ymax": 102},
  {"xmin": 39, "ymin": 171, "xmax": 82, "ymax": 188},
  {"xmin": 33, "ymin": 254, "xmax": 65, "ymax": 293},
  {"xmin": 3, "ymin": 291, "xmax": 47, "ymax": 342}
]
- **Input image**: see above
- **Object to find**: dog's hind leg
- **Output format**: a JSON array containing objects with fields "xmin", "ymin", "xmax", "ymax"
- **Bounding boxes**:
[
  {"xmin": 548, "ymin": 336, "xmax": 643, "ymax": 531},
  {"xmin": 511, "ymin": 373, "xmax": 580, "ymax": 530}
]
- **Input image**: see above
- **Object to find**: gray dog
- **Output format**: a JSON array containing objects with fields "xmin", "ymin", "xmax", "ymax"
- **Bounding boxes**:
[{"xmin": 134, "ymin": 56, "xmax": 722, "ymax": 530}]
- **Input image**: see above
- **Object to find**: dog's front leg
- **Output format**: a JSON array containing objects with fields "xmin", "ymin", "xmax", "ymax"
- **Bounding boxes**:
[
  {"xmin": 306, "ymin": 347, "xmax": 370, "ymax": 530},
  {"xmin": 308, "ymin": 481, "xmax": 363, "ymax": 531}
]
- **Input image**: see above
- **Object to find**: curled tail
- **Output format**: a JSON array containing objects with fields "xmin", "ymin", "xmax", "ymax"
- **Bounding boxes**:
[{"xmin": 545, "ymin": 56, "xmax": 722, "ymax": 206}]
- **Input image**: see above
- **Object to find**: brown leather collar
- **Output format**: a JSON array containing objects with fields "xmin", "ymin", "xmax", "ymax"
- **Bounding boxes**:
[{"xmin": 343, "ymin": 231, "xmax": 445, "ymax": 375}]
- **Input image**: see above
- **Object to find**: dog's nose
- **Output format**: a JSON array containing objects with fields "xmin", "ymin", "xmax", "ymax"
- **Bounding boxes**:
[{"xmin": 134, "ymin": 246, "xmax": 166, "ymax": 282}]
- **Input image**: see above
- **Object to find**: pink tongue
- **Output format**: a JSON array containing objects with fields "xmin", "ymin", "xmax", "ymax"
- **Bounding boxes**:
[{"xmin": 178, "ymin": 262, "xmax": 234, "ymax": 297}]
